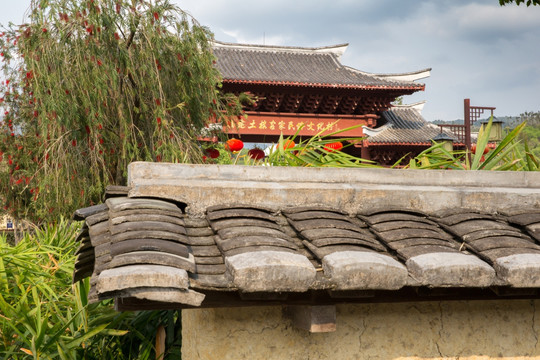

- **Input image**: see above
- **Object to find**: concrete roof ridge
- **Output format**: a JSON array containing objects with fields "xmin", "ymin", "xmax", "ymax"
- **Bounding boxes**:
[
  {"xmin": 127, "ymin": 163, "xmax": 540, "ymax": 217},
  {"xmin": 343, "ymin": 66, "xmax": 430, "ymax": 84},
  {"xmin": 390, "ymin": 101, "xmax": 427, "ymax": 113},
  {"xmin": 212, "ymin": 40, "xmax": 349, "ymax": 59}
]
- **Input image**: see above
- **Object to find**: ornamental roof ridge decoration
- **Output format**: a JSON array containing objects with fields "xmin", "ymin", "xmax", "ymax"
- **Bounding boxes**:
[
  {"xmin": 73, "ymin": 164, "xmax": 540, "ymax": 311},
  {"xmin": 212, "ymin": 41, "xmax": 427, "ymax": 90}
]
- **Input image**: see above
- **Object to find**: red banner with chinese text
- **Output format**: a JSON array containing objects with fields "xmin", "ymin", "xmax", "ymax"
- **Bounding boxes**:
[{"xmin": 223, "ymin": 112, "xmax": 377, "ymax": 138}]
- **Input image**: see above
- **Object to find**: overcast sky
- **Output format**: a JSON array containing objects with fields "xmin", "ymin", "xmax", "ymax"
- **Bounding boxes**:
[{"xmin": 1, "ymin": 0, "xmax": 539, "ymax": 121}]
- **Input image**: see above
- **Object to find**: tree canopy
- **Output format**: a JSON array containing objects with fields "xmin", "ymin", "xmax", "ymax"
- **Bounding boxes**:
[
  {"xmin": 499, "ymin": 0, "xmax": 540, "ymax": 5},
  {"xmin": 0, "ymin": 0, "xmax": 242, "ymax": 223}
]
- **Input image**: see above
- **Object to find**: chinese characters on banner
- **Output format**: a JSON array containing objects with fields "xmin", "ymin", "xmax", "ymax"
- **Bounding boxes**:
[{"xmin": 223, "ymin": 113, "xmax": 375, "ymax": 137}]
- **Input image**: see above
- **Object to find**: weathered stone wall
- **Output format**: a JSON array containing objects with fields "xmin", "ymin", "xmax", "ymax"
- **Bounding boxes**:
[{"xmin": 182, "ymin": 300, "xmax": 540, "ymax": 360}]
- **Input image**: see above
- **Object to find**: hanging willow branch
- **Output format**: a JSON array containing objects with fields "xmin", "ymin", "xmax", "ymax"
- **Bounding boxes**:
[{"xmin": 0, "ymin": 0, "xmax": 242, "ymax": 224}]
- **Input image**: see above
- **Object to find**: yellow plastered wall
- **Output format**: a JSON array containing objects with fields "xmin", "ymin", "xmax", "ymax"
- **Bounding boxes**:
[{"xmin": 182, "ymin": 300, "xmax": 540, "ymax": 360}]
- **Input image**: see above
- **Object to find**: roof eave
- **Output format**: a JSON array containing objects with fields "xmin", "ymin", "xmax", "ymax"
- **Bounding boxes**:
[{"xmin": 221, "ymin": 79, "xmax": 425, "ymax": 91}]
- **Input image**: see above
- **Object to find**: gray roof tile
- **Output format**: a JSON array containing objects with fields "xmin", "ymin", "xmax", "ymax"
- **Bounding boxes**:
[
  {"xmin": 74, "ymin": 198, "xmax": 540, "ymax": 308},
  {"xmin": 367, "ymin": 106, "xmax": 458, "ymax": 145},
  {"xmin": 213, "ymin": 42, "xmax": 424, "ymax": 90}
]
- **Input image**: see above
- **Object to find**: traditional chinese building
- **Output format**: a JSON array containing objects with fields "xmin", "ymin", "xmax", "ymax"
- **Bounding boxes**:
[{"xmin": 213, "ymin": 41, "xmax": 438, "ymax": 164}]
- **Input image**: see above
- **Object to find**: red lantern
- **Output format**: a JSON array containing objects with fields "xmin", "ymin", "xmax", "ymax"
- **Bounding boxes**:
[
  {"xmin": 324, "ymin": 141, "xmax": 343, "ymax": 152},
  {"xmin": 248, "ymin": 148, "xmax": 265, "ymax": 160},
  {"xmin": 282, "ymin": 140, "xmax": 295, "ymax": 149},
  {"xmin": 226, "ymin": 138, "xmax": 244, "ymax": 152},
  {"xmin": 471, "ymin": 144, "xmax": 489, "ymax": 155},
  {"xmin": 205, "ymin": 148, "xmax": 220, "ymax": 159}
]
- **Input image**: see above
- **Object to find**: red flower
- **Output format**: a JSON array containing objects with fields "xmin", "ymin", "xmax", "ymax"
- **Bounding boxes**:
[
  {"xmin": 156, "ymin": 117, "xmax": 162, "ymax": 125},
  {"xmin": 42, "ymin": 28, "xmax": 47, "ymax": 33},
  {"xmin": 72, "ymin": 139, "xmax": 77, "ymax": 146},
  {"xmin": 114, "ymin": 32, "xmax": 120, "ymax": 40},
  {"xmin": 97, "ymin": 59, "xmax": 102, "ymax": 66},
  {"xmin": 99, "ymin": 138, "xmax": 104, "ymax": 144},
  {"xmin": 155, "ymin": 98, "xmax": 161, "ymax": 106},
  {"xmin": 85, "ymin": 125, "xmax": 91, "ymax": 134},
  {"xmin": 153, "ymin": 12, "xmax": 159, "ymax": 21}
]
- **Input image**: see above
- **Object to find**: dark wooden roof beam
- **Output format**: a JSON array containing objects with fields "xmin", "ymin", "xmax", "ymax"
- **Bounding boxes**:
[
  {"xmin": 336, "ymin": 96, "xmax": 361, "ymax": 115},
  {"xmin": 299, "ymin": 94, "xmax": 324, "ymax": 113},
  {"xmin": 262, "ymin": 93, "xmax": 285, "ymax": 112},
  {"xmin": 281, "ymin": 93, "xmax": 305, "ymax": 113},
  {"xmin": 319, "ymin": 95, "xmax": 342, "ymax": 114}
]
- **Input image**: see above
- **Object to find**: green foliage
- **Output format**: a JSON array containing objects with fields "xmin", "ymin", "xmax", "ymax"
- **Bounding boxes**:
[
  {"xmin": 263, "ymin": 130, "xmax": 378, "ymax": 168},
  {"xmin": 0, "ymin": 0, "xmax": 241, "ymax": 224},
  {"xmin": 0, "ymin": 219, "xmax": 182, "ymax": 360},
  {"xmin": 516, "ymin": 111, "xmax": 540, "ymax": 159},
  {"xmin": 0, "ymin": 219, "xmax": 109, "ymax": 359},
  {"xmin": 405, "ymin": 117, "xmax": 540, "ymax": 171},
  {"xmin": 499, "ymin": 0, "xmax": 540, "ymax": 5}
]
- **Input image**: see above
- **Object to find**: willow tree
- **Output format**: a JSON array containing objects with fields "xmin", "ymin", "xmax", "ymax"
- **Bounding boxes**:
[{"xmin": 0, "ymin": 0, "xmax": 241, "ymax": 223}]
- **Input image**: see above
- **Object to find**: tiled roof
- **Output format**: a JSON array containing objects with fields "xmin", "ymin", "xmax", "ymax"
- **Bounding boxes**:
[
  {"xmin": 213, "ymin": 42, "xmax": 426, "ymax": 91},
  {"xmin": 365, "ymin": 104, "xmax": 458, "ymax": 145},
  {"xmin": 72, "ymin": 164, "xmax": 540, "ymax": 310}
]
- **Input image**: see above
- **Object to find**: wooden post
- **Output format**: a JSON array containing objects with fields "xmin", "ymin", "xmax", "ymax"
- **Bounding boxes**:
[
  {"xmin": 464, "ymin": 98, "xmax": 471, "ymax": 163},
  {"xmin": 155, "ymin": 325, "xmax": 166, "ymax": 360},
  {"xmin": 284, "ymin": 305, "xmax": 337, "ymax": 333},
  {"xmin": 361, "ymin": 140, "xmax": 371, "ymax": 161}
]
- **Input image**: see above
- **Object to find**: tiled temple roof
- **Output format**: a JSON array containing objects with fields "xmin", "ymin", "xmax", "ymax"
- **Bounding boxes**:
[
  {"xmin": 73, "ymin": 164, "xmax": 540, "ymax": 310},
  {"xmin": 213, "ymin": 42, "xmax": 428, "ymax": 91},
  {"xmin": 366, "ymin": 103, "xmax": 458, "ymax": 145}
]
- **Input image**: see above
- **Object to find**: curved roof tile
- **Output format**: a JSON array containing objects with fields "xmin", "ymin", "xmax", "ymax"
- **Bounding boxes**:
[{"xmin": 213, "ymin": 42, "xmax": 425, "ymax": 90}]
